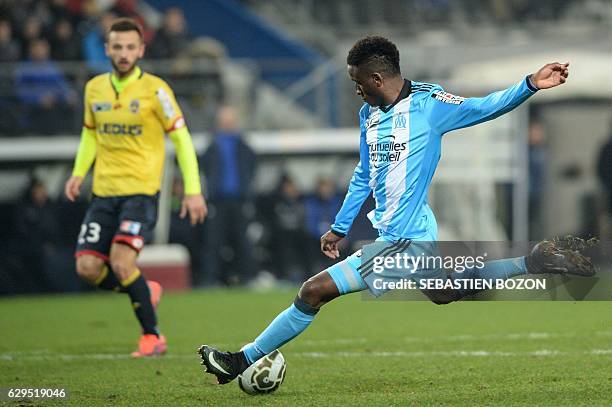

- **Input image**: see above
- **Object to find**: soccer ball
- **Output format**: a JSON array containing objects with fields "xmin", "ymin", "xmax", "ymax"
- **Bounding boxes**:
[{"xmin": 237, "ymin": 349, "xmax": 286, "ymax": 395}]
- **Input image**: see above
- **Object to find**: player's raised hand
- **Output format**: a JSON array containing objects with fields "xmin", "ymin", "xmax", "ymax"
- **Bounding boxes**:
[
  {"xmin": 530, "ymin": 62, "xmax": 569, "ymax": 89},
  {"xmin": 320, "ymin": 230, "xmax": 343, "ymax": 259},
  {"xmin": 64, "ymin": 175, "xmax": 83, "ymax": 202},
  {"xmin": 181, "ymin": 194, "xmax": 207, "ymax": 225}
]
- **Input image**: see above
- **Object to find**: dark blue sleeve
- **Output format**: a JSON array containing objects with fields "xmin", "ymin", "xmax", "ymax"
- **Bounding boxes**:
[{"xmin": 427, "ymin": 77, "xmax": 538, "ymax": 135}]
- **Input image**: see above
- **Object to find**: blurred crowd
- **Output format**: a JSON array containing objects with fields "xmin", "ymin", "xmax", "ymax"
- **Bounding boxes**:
[
  {"xmin": 243, "ymin": 0, "xmax": 588, "ymax": 35},
  {"xmin": 169, "ymin": 172, "xmax": 347, "ymax": 289},
  {"xmin": 0, "ymin": 172, "xmax": 347, "ymax": 295},
  {"xmin": 0, "ymin": 0, "xmax": 202, "ymax": 69},
  {"xmin": 0, "ymin": 105, "xmax": 361, "ymax": 295},
  {"xmin": 5, "ymin": 107, "xmax": 612, "ymax": 295},
  {"xmin": 166, "ymin": 106, "xmax": 349, "ymax": 288},
  {"xmin": 0, "ymin": 0, "xmax": 224, "ymax": 135},
  {"xmin": 0, "ymin": 177, "xmax": 88, "ymax": 294}
]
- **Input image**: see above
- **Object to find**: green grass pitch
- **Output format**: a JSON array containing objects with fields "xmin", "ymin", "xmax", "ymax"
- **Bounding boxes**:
[{"xmin": 1, "ymin": 289, "xmax": 611, "ymax": 406}]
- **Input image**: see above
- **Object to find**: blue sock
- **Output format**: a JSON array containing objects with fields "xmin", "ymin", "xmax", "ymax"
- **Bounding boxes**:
[
  {"xmin": 451, "ymin": 256, "xmax": 527, "ymax": 297},
  {"xmin": 242, "ymin": 297, "xmax": 317, "ymax": 364}
]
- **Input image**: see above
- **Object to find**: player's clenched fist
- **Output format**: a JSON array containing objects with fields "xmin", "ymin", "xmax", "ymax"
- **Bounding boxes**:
[
  {"xmin": 64, "ymin": 175, "xmax": 83, "ymax": 202},
  {"xmin": 530, "ymin": 62, "xmax": 569, "ymax": 90},
  {"xmin": 320, "ymin": 230, "xmax": 343, "ymax": 259}
]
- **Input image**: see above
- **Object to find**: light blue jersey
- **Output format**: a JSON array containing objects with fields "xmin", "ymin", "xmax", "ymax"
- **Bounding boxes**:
[
  {"xmin": 241, "ymin": 78, "xmax": 541, "ymax": 363},
  {"xmin": 331, "ymin": 77, "xmax": 538, "ymax": 242}
]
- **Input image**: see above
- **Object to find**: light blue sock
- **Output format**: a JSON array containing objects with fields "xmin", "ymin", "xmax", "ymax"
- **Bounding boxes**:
[
  {"xmin": 242, "ymin": 300, "xmax": 316, "ymax": 364},
  {"xmin": 451, "ymin": 256, "xmax": 527, "ymax": 297}
]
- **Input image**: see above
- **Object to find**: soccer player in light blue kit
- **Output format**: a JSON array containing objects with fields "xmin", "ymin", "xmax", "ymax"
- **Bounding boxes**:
[{"xmin": 197, "ymin": 36, "xmax": 593, "ymax": 383}]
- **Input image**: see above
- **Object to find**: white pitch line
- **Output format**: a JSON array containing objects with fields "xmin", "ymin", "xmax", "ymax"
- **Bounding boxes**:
[
  {"xmin": 299, "ymin": 330, "xmax": 612, "ymax": 346},
  {"xmin": 293, "ymin": 350, "xmax": 569, "ymax": 358},
  {"xmin": 299, "ymin": 338, "xmax": 369, "ymax": 346},
  {"xmin": 409, "ymin": 331, "xmax": 572, "ymax": 343},
  {"xmin": 1, "ymin": 349, "xmax": 610, "ymax": 362},
  {"xmin": 2, "ymin": 332, "xmax": 610, "ymax": 361},
  {"xmin": 266, "ymin": 331, "xmax": 612, "ymax": 347},
  {"xmin": 0, "ymin": 354, "xmax": 189, "ymax": 361},
  {"xmin": 137, "ymin": 330, "xmax": 612, "ymax": 351}
]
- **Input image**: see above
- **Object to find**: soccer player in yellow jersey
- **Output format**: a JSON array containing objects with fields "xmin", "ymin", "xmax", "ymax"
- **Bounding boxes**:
[{"xmin": 63, "ymin": 18, "xmax": 207, "ymax": 357}]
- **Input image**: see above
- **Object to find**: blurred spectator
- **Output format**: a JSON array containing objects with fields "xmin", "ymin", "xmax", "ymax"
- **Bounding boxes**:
[
  {"xmin": 305, "ymin": 178, "xmax": 342, "ymax": 238},
  {"xmin": 168, "ymin": 177, "xmax": 204, "ymax": 285},
  {"xmin": 13, "ymin": 178, "xmax": 59, "ymax": 293},
  {"xmin": 9, "ymin": 0, "xmax": 53, "ymax": 31},
  {"xmin": 148, "ymin": 7, "xmax": 191, "ymax": 59},
  {"xmin": 49, "ymin": 0, "xmax": 75, "ymax": 23},
  {"xmin": 304, "ymin": 177, "xmax": 342, "ymax": 271},
  {"xmin": 50, "ymin": 18, "xmax": 81, "ymax": 60},
  {"xmin": 269, "ymin": 174, "xmax": 310, "ymax": 282},
  {"xmin": 0, "ymin": 19, "xmax": 21, "ymax": 62},
  {"xmin": 14, "ymin": 38, "xmax": 77, "ymax": 134},
  {"xmin": 64, "ymin": 0, "xmax": 86, "ymax": 16},
  {"xmin": 20, "ymin": 16, "xmax": 45, "ymax": 57},
  {"xmin": 4, "ymin": 0, "xmax": 30, "ymax": 25},
  {"xmin": 164, "ymin": 37, "xmax": 226, "ymax": 132},
  {"xmin": 528, "ymin": 121, "xmax": 547, "ymax": 239},
  {"xmin": 82, "ymin": 11, "xmax": 115, "ymax": 72},
  {"xmin": 0, "ymin": 19, "xmax": 19, "ymax": 134},
  {"xmin": 201, "ymin": 106, "xmax": 258, "ymax": 285}
]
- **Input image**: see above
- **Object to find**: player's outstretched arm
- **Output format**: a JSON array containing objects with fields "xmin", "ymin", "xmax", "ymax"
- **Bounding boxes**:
[
  {"xmin": 429, "ymin": 62, "xmax": 570, "ymax": 134},
  {"xmin": 529, "ymin": 62, "xmax": 569, "ymax": 90}
]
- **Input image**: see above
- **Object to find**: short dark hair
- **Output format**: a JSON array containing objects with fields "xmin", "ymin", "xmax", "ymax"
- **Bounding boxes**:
[
  {"xmin": 347, "ymin": 36, "xmax": 400, "ymax": 76},
  {"xmin": 107, "ymin": 18, "xmax": 143, "ymax": 40}
]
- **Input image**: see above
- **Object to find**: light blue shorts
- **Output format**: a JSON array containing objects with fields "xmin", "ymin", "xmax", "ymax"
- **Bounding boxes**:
[{"xmin": 327, "ymin": 238, "xmax": 446, "ymax": 298}]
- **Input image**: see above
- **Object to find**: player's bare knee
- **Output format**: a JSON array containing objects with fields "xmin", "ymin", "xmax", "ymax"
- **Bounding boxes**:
[
  {"xmin": 109, "ymin": 244, "xmax": 139, "ymax": 281},
  {"xmin": 298, "ymin": 274, "xmax": 339, "ymax": 308},
  {"xmin": 298, "ymin": 278, "xmax": 324, "ymax": 307},
  {"xmin": 76, "ymin": 256, "xmax": 104, "ymax": 282},
  {"xmin": 109, "ymin": 258, "xmax": 135, "ymax": 281}
]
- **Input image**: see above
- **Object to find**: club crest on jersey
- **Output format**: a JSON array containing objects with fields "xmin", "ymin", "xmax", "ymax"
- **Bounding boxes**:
[
  {"xmin": 129, "ymin": 99, "xmax": 140, "ymax": 114},
  {"xmin": 92, "ymin": 102, "xmax": 112, "ymax": 112},
  {"xmin": 120, "ymin": 221, "xmax": 142, "ymax": 235},
  {"xmin": 394, "ymin": 114, "xmax": 407, "ymax": 129},
  {"xmin": 431, "ymin": 91, "xmax": 465, "ymax": 105}
]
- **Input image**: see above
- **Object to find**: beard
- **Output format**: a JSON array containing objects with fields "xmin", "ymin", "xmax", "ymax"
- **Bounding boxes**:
[{"xmin": 111, "ymin": 58, "xmax": 138, "ymax": 77}]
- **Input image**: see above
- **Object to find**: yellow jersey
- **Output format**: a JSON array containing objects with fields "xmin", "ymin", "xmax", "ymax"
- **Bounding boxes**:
[{"xmin": 83, "ymin": 68, "xmax": 186, "ymax": 196}]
